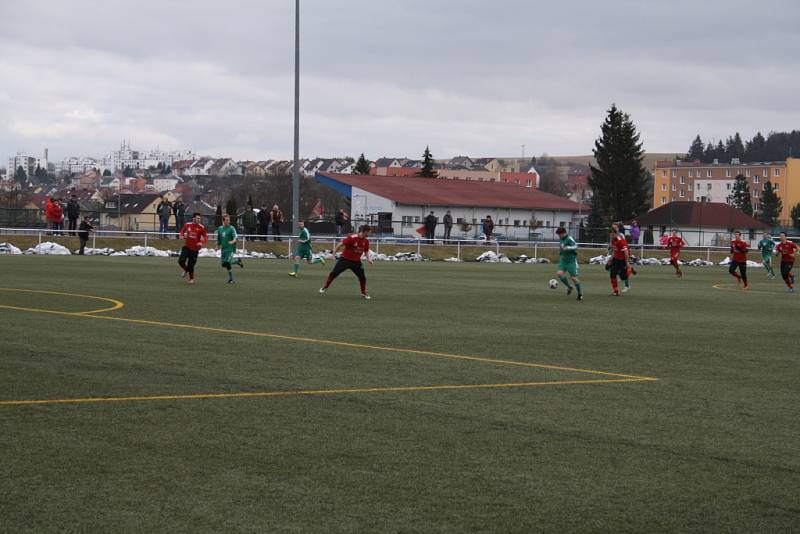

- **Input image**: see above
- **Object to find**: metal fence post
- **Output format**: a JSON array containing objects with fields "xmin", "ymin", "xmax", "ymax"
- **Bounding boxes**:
[
  {"xmin": 38, "ymin": 231, "xmax": 42, "ymax": 247},
  {"xmin": 457, "ymin": 241, "xmax": 460, "ymax": 261},
  {"xmin": 417, "ymin": 239, "xmax": 421, "ymax": 256},
  {"xmin": 533, "ymin": 243, "xmax": 538, "ymax": 261},
  {"xmin": 288, "ymin": 236, "xmax": 292, "ymax": 256},
  {"xmin": 496, "ymin": 240, "xmax": 500, "ymax": 255},
  {"xmin": 707, "ymin": 246, "xmax": 711, "ymax": 262},
  {"xmin": 144, "ymin": 232, "xmax": 148, "ymax": 249},
  {"xmin": 92, "ymin": 232, "xmax": 96, "ymax": 250}
]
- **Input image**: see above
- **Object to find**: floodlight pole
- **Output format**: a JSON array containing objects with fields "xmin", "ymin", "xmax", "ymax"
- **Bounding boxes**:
[{"xmin": 291, "ymin": 0, "xmax": 300, "ymax": 235}]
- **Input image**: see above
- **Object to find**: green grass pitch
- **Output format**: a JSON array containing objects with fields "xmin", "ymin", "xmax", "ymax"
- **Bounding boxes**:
[{"xmin": 0, "ymin": 256, "xmax": 798, "ymax": 532}]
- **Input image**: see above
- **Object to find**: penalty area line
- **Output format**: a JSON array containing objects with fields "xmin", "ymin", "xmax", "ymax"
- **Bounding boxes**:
[{"xmin": 0, "ymin": 378, "xmax": 655, "ymax": 407}]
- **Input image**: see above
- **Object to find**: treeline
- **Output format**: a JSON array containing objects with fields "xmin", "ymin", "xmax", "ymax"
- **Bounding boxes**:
[{"xmin": 686, "ymin": 130, "xmax": 800, "ymax": 164}]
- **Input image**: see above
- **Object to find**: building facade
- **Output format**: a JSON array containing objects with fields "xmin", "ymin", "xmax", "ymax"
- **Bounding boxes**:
[{"xmin": 653, "ymin": 159, "xmax": 800, "ymax": 223}]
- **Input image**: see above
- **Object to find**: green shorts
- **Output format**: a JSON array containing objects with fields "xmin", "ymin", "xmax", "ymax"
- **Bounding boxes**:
[
  {"xmin": 762, "ymin": 254, "xmax": 773, "ymax": 263},
  {"xmin": 558, "ymin": 260, "xmax": 579, "ymax": 277},
  {"xmin": 221, "ymin": 249, "xmax": 235, "ymax": 265},
  {"xmin": 296, "ymin": 245, "xmax": 313, "ymax": 261}
]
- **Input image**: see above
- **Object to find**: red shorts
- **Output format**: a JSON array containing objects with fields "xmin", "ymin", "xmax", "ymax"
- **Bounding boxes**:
[{"xmin": 670, "ymin": 250, "xmax": 680, "ymax": 261}]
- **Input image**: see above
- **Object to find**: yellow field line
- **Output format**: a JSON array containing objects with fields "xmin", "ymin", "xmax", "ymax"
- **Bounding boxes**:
[
  {"xmin": 712, "ymin": 283, "xmax": 789, "ymax": 295},
  {"xmin": 0, "ymin": 288, "xmax": 124, "ymax": 315},
  {"xmin": 0, "ymin": 378, "xmax": 654, "ymax": 407}
]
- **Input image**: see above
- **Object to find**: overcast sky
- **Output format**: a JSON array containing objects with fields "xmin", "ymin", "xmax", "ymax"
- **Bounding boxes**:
[{"xmin": 2, "ymin": 0, "xmax": 799, "ymax": 163}]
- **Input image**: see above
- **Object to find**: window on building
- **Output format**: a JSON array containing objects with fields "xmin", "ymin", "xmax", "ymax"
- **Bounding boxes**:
[
  {"xmin": 774, "ymin": 183, "xmax": 780, "ymax": 191},
  {"xmin": 456, "ymin": 218, "xmax": 465, "ymax": 224},
  {"xmin": 753, "ymin": 203, "xmax": 759, "ymax": 212},
  {"xmin": 526, "ymin": 179, "xmax": 532, "ymax": 188},
  {"xmin": 707, "ymin": 169, "xmax": 712, "ymax": 177},
  {"xmin": 523, "ymin": 220, "xmax": 528, "ymax": 226},
  {"xmin": 775, "ymin": 168, "xmax": 781, "ymax": 177},
  {"xmin": 745, "ymin": 170, "xmax": 750, "ymax": 177},
  {"xmin": 414, "ymin": 216, "xmax": 420, "ymax": 223},
  {"xmin": 662, "ymin": 170, "xmax": 667, "ymax": 177},
  {"xmin": 680, "ymin": 176, "xmax": 686, "ymax": 184},
  {"xmin": 661, "ymin": 184, "xmax": 667, "ymax": 191},
  {"xmin": 726, "ymin": 183, "xmax": 732, "ymax": 190},
  {"xmin": 753, "ymin": 189, "xmax": 759, "ymax": 197},
  {"xmin": 671, "ymin": 184, "xmax": 676, "ymax": 191},
  {"xmin": 661, "ymin": 196, "xmax": 667, "ymax": 205},
  {"xmin": 763, "ymin": 169, "xmax": 768, "ymax": 177},
  {"xmin": 725, "ymin": 169, "xmax": 731, "ymax": 177},
  {"xmin": 707, "ymin": 183, "xmax": 712, "ymax": 190},
  {"xmin": 753, "ymin": 175, "xmax": 760, "ymax": 183},
  {"xmin": 671, "ymin": 170, "xmax": 676, "ymax": 177},
  {"xmin": 679, "ymin": 189, "xmax": 686, "ymax": 198}
]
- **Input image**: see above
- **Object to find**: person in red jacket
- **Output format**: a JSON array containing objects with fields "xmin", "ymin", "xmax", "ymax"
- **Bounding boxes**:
[
  {"xmin": 319, "ymin": 225, "xmax": 373, "ymax": 299},
  {"xmin": 178, "ymin": 212, "xmax": 208, "ymax": 284},
  {"xmin": 775, "ymin": 232, "xmax": 798, "ymax": 292},
  {"xmin": 729, "ymin": 230, "xmax": 749, "ymax": 289},
  {"xmin": 665, "ymin": 228, "xmax": 688, "ymax": 277},
  {"xmin": 45, "ymin": 197, "xmax": 64, "ymax": 235}
]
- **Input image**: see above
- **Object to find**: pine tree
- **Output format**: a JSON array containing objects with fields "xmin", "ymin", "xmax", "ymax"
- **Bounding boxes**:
[
  {"xmin": 715, "ymin": 140, "xmax": 726, "ymax": 162},
  {"xmin": 588, "ymin": 104, "xmax": 649, "ymax": 222},
  {"xmin": 418, "ymin": 146, "xmax": 438, "ymax": 178},
  {"xmin": 791, "ymin": 203, "xmax": 800, "ymax": 231},
  {"xmin": 586, "ymin": 194, "xmax": 606, "ymax": 243},
  {"xmin": 745, "ymin": 132, "xmax": 766, "ymax": 162},
  {"xmin": 687, "ymin": 135, "xmax": 704, "ymax": 161},
  {"xmin": 759, "ymin": 181, "xmax": 782, "ymax": 227},
  {"xmin": 353, "ymin": 153, "xmax": 371, "ymax": 175},
  {"xmin": 729, "ymin": 132, "xmax": 745, "ymax": 160},
  {"xmin": 703, "ymin": 142, "xmax": 715, "ymax": 163},
  {"xmin": 14, "ymin": 166, "xmax": 26, "ymax": 182},
  {"xmin": 727, "ymin": 174, "xmax": 752, "ymax": 216}
]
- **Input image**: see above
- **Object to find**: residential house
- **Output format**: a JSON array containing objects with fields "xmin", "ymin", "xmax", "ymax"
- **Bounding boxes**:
[
  {"xmin": 101, "ymin": 193, "xmax": 165, "ymax": 231},
  {"xmin": 638, "ymin": 201, "xmax": 768, "ymax": 246}
]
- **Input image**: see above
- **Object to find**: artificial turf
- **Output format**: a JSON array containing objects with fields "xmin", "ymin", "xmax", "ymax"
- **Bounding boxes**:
[{"xmin": 0, "ymin": 256, "xmax": 798, "ymax": 532}]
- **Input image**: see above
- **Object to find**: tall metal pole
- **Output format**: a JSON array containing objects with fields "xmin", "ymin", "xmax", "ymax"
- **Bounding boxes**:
[{"xmin": 292, "ymin": 0, "xmax": 300, "ymax": 235}]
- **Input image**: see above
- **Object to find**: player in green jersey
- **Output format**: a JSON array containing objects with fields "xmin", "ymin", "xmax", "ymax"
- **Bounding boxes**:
[
  {"xmin": 555, "ymin": 227, "xmax": 583, "ymax": 301},
  {"xmin": 216, "ymin": 214, "xmax": 244, "ymax": 283},
  {"xmin": 288, "ymin": 221, "xmax": 326, "ymax": 277},
  {"xmin": 757, "ymin": 231, "xmax": 776, "ymax": 278}
]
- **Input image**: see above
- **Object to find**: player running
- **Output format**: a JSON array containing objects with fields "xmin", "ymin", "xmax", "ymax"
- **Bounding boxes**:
[
  {"xmin": 757, "ymin": 231, "xmax": 776, "ymax": 279},
  {"xmin": 555, "ymin": 227, "xmax": 583, "ymax": 301},
  {"xmin": 728, "ymin": 230, "xmax": 749, "ymax": 289},
  {"xmin": 216, "ymin": 214, "xmax": 244, "ymax": 284},
  {"xmin": 288, "ymin": 221, "xmax": 325, "ymax": 277},
  {"xmin": 665, "ymin": 228, "xmax": 687, "ymax": 277},
  {"xmin": 775, "ymin": 232, "xmax": 798, "ymax": 292},
  {"xmin": 607, "ymin": 227, "xmax": 631, "ymax": 296},
  {"xmin": 319, "ymin": 225, "xmax": 373, "ymax": 299},
  {"xmin": 178, "ymin": 212, "xmax": 208, "ymax": 284}
]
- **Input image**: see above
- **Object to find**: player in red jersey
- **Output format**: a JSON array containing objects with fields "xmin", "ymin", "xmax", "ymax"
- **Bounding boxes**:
[
  {"xmin": 606, "ymin": 228, "xmax": 631, "ymax": 296},
  {"xmin": 728, "ymin": 230, "xmax": 749, "ymax": 289},
  {"xmin": 320, "ymin": 225, "xmax": 373, "ymax": 299},
  {"xmin": 178, "ymin": 212, "xmax": 208, "ymax": 284},
  {"xmin": 665, "ymin": 228, "xmax": 688, "ymax": 277},
  {"xmin": 775, "ymin": 232, "xmax": 798, "ymax": 292}
]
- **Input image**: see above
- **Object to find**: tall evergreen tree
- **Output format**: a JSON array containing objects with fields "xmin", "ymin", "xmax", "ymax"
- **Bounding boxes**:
[
  {"xmin": 585, "ymin": 194, "xmax": 607, "ymax": 243},
  {"xmin": 758, "ymin": 181, "xmax": 782, "ymax": 227},
  {"xmin": 727, "ymin": 174, "xmax": 752, "ymax": 216},
  {"xmin": 14, "ymin": 166, "xmax": 26, "ymax": 182},
  {"xmin": 729, "ymin": 132, "xmax": 745, "ymax": 160},
  {"xmin": 353, "ymin": 153, "xmax": 371, "ymax": 175},
  {"xmin": 715, "ymin": 140, "xmax": 726, "ymax": 162},
  {"xmin": 791, "ymin": 203, "xmax": 800, "ymax": 231},
  {"xmin": 687, "ymin": 135, "xmax": 704, "ymax": 161},
  {"xmin": 225, "ymin": 197, "xmax": 238, "ymax": 229},
  {"xmin": 588, "ymin": 104, "xmax": 649, "ymax": 222},
  {"xmin": 702, "ymin": 142, "xmax": 716, "ymax": 163},
  {"xmin": 744, "ymin": 132, "xmax": 767, "ymax": 162},
  {"xmin": 418, "ymin": 146, "xmax": 438, "ymax": 178}
]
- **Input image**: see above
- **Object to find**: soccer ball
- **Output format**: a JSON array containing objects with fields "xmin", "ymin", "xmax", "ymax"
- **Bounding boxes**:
[{"xmin": 548, "ymin": 279, "xmax": 558, "ymax": 289}]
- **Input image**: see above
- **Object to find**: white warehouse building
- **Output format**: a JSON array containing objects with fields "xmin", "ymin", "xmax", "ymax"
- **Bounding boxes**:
[{"xmin": 316, "ymin": 173, "xmax": 587, "ymax": 240}]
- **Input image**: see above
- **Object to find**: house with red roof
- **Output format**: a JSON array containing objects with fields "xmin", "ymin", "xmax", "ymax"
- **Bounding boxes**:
[
  {"xmin": 637, "ymin": 201, "xmax": 768, "ymax": 246},
  {"xmin": 316, "ymin": 172, "xmax": 587, "ymax": 240}
]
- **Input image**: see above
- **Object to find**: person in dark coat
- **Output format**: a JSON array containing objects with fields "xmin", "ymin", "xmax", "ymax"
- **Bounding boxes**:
[
  {"xmin": 442, "ymin": 210, "xmax": 453, "ymax": 243},
  {"xmin": 423, "ymin": 211, "xmax": 437, "ymax": 242},
  {"xmin": 77, "ymin": 216, "xmax": 93, "ymax": 255},
  {"xmin": 257, "ymin": 203, "xmax": 271, "ymax": 241},
  {"xmin": 66, "ymin": 195, "xmax": 81, "ymax": 236},
  {"xmin": 172, "ymin": 198, "xmax": 186, "ymax": 233}
]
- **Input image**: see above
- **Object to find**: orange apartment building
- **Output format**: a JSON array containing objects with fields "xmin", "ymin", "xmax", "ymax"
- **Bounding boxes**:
[{"xmin": 653, "ymin": 158, "xmax": 800, "ymax": 223}]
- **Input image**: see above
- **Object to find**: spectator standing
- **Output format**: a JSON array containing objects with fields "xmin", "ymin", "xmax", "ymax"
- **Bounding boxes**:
[
  {"xmin": 257, "ymin": 203, "xmax": 271, "ymax": 240},
  {"xmin": 77, "ymin": 216, "xmax": 93, "ymax": 255},
  {"xmin": 443, "ymin": 210, "xmax": 453, "ymax": 243},
  {"xmin": 270, "ymin": 204, "xmax": 284, "ymax": 241},
  {"xmin": 483, "ymin": 215, "xmax": 494, "ymax": 242},
  {"xmin": 45, "ymin": 197, "xmax": 64, "ymax": 235},
  {"xmin": 335, "ymin": 208, "xmax": 348, "ymax": 236},
  {"xmin": 156, "ymin": 197, "xmax": 173, "ymax": 235},
  {"xmin": 629, "ymin": 220, "xmax": 641, "ymax": 244},
  {"xmin": 242, "ymin": 205, "xmax": 258, "ymax": 237},
  {"xmin": 173, "ymin": 198, "xmax": 186, "ymax": 233},
  {"xmin": 65, "ymin": 195, "xmax": 80, "ymax": 236},
  {"xmin": 424, "ymin": 210, "xmax": 438, "ymax": 242}
]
